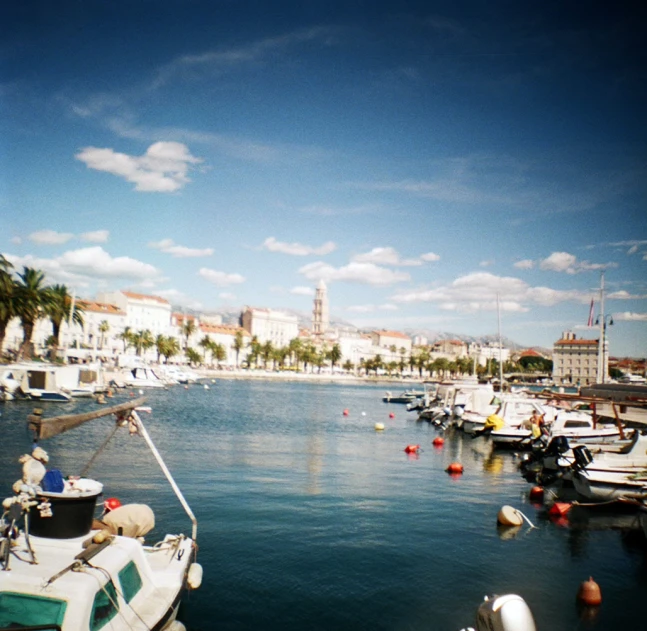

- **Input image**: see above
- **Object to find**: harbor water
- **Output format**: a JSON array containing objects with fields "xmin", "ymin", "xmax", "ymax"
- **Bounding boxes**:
[{"xmin": 1, "ymin": 379, "xmax": 645, "ymax": 630}]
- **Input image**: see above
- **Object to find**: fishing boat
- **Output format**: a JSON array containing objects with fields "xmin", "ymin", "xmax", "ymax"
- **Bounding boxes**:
[
  {"xmin": 382, "ymin": 389, "xmax": 424, "ymax": 403},
  {"xmin": 572, "ymin": 467, "xmax": 647, "ymax": 502},
  {"xmin": 0, "ymin": 363, "xmax": 72, "ymax": 402},
  {"xmin": 461, "ymin": 396, "xmax": 559, "ymax": 435},
  {"xmin": 122, "ymin": 366, "xmax": 169, "ymax": 388},
  {"xmin": 0, "ymin": 397, "xmax": 202, "ymax": 630}
]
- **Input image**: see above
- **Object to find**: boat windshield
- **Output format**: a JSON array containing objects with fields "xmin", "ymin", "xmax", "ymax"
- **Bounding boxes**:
[{"xmin": 0, "ymin": 591, "xmax": 67, "ymax": 628}]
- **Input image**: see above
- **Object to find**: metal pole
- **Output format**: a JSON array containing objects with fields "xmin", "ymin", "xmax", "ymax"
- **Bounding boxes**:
[
  {"xmin": 497, "ymin": 294, "xmax": 504, "ymax": 390},
  {"xmin": 597, "ymin": 272, "xmax": 605, "ymax": 384},
  {"xmin": 132, "ymin": 410, "xmax": 198, "ymax": 542}
]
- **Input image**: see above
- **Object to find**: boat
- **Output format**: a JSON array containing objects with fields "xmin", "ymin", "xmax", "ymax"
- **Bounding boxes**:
[
  {"xmin": 0, "ymin": 397, "xmax": 202, "ymax": 630},
  {"xmin": 0, "ymin": 363, "xmax": 72, "ymax": 402},
  {"xmin": 382, "ymin": 389, "xmax": 425, "ymax": 404},
  {"xmin": 572, "ymin": 467, "xmax": 647, "ymax": 502},
  {"xmin": 122, "ymin": 366, "xmax": 169, "ymax": 389},
  {"xmin": 490, "ymin": 410, "xmax": 623, "ymax": 449},
  {"xmin": 57, "ymin": 362, "xmax": 107, "ymax": 398}
]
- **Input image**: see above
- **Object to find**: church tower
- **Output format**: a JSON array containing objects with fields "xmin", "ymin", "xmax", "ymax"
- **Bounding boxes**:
[{"xmin": 312, "ymin": 279, "xmax": 329, "ymax": 335}]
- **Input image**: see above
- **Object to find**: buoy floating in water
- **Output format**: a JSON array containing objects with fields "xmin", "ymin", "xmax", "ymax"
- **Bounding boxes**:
[
  {"xmin": 497, "ymin": 505, "xmax": 524, "ymax": 527},
  {"xmin": 404, "ymin": 444, "xmax": 420, "ymax": 454},
  {"xmin": 548, "ymin": 501, "xmax": 572, "ymax": 518},
  {"xmin": 389, "ymin": 412, "xmax": 395, "ymax": 419},
  {"xmin": 577, "ymin": 577, "xmax": 602, "ymax": 606},
  {"xmin": 204, "ymin": 384, "xmax": 209, "ymax": 390},
  {"xmin": 343, "ymin": 409, "xmax": 349, "ymax": 416},
  {"xmin": 446, "ymin": 462, "xmax": 463, "ymax": 474},
  {"xmin": 375, "ymin": 422, "xmax": 385, "ymax": 431},
  {"xmin": 361, "ymin": 411, "xmax": 366, "ymax": 416},
  {"xmin": 529, "ymin": 486, "xmax": 544, "ymax": 502},
  {"xmin": 432, "ymin": 437, "xmax": 444, "ymax": 447}
]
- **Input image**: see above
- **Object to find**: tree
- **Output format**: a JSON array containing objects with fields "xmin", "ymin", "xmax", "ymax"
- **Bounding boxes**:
[
  {"xmin": 198, "ymin": 335, "xmax": 212, "ymax": 363},
  {"xmin": 160, "ymin": 336, "xmax": 180, "ymax": 363},
  {"xmin": 342, "ymin": 359, "xmax": 354, "ymax": 373},
  {"xmin": 118, "ymin": 326, "xmax": 134, "ymax": 353},
  {"xmin": 182, "ymin": 319, "xmax": 197, "ymax": 350},
  {"xmin": 14, "ymin": 267, "xmax": 54, "ymax": 360},
  {"xmin": 185, "ymin": 347, "xmax": 202, "ymax": 366},
  {"xmin": 329, "ymin": 343, "xmax": 342, "ymax": 369},
  {"xmin": 99, "ymin": 320, "xmax": 110, "ymax": 351},
  {"xmin": 211, "ymin": 342, "xmax": 226, "ymax": 368},
  {"xmin": 288, "ymin": 337, "xmax": 303, "ymax": 370},
  {"xmin": 155, "ymin": 334, "xmax": 170, "ymax": 363},
  {"xmin": 46, "ymin": 284, "xmax": 84, "ymax": 360},
  {"xmin": 0, "ymin": 255, "xmax": 15, "ymax": 355},
  {"xmin": 248, "ymin": 335, "xmax": 261, "ymax": 368},
  {"xmin": 132, "ymin": 329, "xmax": 154, "ymax": 356},
  {"xmin": 232, "ymin": 330, "xmax": 244, "ymax": 368}
]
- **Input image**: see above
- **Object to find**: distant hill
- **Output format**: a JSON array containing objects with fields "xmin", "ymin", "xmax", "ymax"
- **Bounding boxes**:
[{"xmin": 180, "ymin": 305, "xmax": 546, "ymax": 352}]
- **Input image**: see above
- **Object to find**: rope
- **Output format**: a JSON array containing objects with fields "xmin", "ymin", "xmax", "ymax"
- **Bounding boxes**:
[
  {"xmin": 80, "ymin": 423, "xmax": 120, "ymax": 477},
  {"xmin": 515, "ymin": 509, "xmax": 537, "ymax": 529}
]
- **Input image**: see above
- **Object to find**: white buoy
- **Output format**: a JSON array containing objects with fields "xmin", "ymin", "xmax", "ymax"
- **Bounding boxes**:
[
  {"xmin": 497, "ymin": 505, "xmax": 524, "ymax": 527},
  {"xmin": 361, "ymin": 411, "xmax": 366, "ymax": 416},
  {"xmin": 187, "ymin": 562, "xmax": 203, "ymax": 589},
  {"xmin": 374, "ymin": 422, "xmax": 385, "ymax": 431},
  {"xmin": 138, "ymin": 389, "xmax": 144, "ymax": 395},
  {"xmin": 204, "ymin": 384, "xmax": 209, "ymax": 390}
]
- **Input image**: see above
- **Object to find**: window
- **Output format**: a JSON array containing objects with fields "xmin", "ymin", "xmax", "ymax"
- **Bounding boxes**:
[
  {"xmin": 91, "ymin": 580, "xmax": 119, "ymax": 630},
  {"xmin": 118, "ymin": 560, "xmax": 143, "ymax": 604},
  {"xmin": 563, "ymin": 420, "xmax": 591, "ymax": 429},
  {"xmin": 0, "ymin": 592, "xmax": 67, "ymax": 628}
]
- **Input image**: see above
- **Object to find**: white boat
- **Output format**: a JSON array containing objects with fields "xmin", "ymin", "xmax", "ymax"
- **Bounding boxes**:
[
  {"xmin": 461, "ymin": 396, "xmax": 559, "ymax": 435},
  {"xmin": 123, "ymin": 366, "xmax": 169, "ymax": 388},
  {"xmin": 57, "ymin": 362, "xmax": 107, "ymax": 397},
  {"xmin": 156, "ymin": 365, "xmax": 200, "ymax": 385},
  {"xmin": 0, "ymin": 397, "xmax": 202, "ymax": 630},
  {"xmin": 572, "ymin": 467, "xmax": 647, "ymax": 502},
  {"xmin": 490, "ymin": 410, "xmax": 622, "ymax": 448},
  {"xmin": 0, "ymin": 363, "xmax": 72, "ymax": 402}
]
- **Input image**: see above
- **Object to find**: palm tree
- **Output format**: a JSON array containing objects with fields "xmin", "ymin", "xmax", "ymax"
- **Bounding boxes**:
[
  {"xmin": 261, "ymin": 340, "xmax": 273, "ymax": 369},
  {"xmin": 198, "ymin": 335, "xmax": 212, "ymax": 363},
  {"xmin": 342, "ymin": 359, "xmax": 354, "ymax": 373},
  {"xmin": 13, "ymin": 267, "xmax": 54, "ymax": 360},
  {"xmin": 211, "ymin": 342, "xmax": 226, "ymax": 368},
  {"xmin": 185, "ymin": 347, "xmax": 202, "ymax": 367},
  {"xmin": 132, "ymin": 329, "xmax": 154, "ymax": 357},
  {"xmin": 248, "ymin": 335, "xmax": 261, "ymax": 369},
  {"xmin": 46, "ymin": 284, "xmax": 84, "ymax": 360},
  {"xmin": 288, "ymin": 337, "xmax": 303, "ymax": 371},
  {"xmin": 160, "ymin": 337, "xmax": 180, "ymax": 363},
  {"xmin": 98, "ymin": 320, "xmax": 110, "ymax": 350},
  {"xmin": 118, "ymin": 327, "xmax": 134, "ymax": 353},
  {"xmin": 329, "ymin": 343, "xmax": 342, "ymax": 370},
  {"xmin": 0, "ymin": 255, "xmax": 16, "ymax": 355},
  {"xmin": 155, "ymin": 334, "xmax": 169, "ymax": 363},
  {"xmin": 182, "ymin": 319, "xmax": 197, "ymax": 350},
  {"xmin": 232, "ymin": 330, "xmax": 244, "ymax": 368}
]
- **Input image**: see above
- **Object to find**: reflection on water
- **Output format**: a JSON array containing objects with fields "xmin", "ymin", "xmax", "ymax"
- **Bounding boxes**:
[{"xmin": 1, "ymin": 381, "xmax": 645, "ymax": 631}]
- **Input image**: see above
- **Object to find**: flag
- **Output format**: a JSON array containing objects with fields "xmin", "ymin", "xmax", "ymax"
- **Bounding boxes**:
[{"xmin": 587, "ymin": 299, "xmax": 594, "ymax": 327}]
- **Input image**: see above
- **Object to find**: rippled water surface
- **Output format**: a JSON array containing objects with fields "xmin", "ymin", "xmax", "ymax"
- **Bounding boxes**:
[{"xmin": 1, "ymin": 379, "xmax": 645, "ymax": 630}]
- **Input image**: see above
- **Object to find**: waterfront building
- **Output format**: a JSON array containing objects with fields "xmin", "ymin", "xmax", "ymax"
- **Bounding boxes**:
[
  {"xmin": 312, "ymin": 280, "xmax": 329, "ymax": 336},
  {"xmin": 478, "ymin": 342, "xmax": 510, "ymax": 365},
  {"xmin": 241, "ymin": 307, "xmax": 299, "ymax": 348},
  {"xmin": 431, "ymin": 339, "xmax": 467, "ymax": 358},
  {"xmin": 194, "ymin": 323, "xmax": 250, "ymax": 367},
  {"xmin": 552, "ymin": 331, "xmax": 603, "ymax": 385},
  {"xmin": 97, "ymin": 290, "xmax": 172, "ymax": 336}
]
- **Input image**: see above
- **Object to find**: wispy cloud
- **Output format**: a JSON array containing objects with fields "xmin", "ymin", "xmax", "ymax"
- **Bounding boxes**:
[
  {"xmin": 80, "ymin": 230, "xmax": 109, "ymax": 243},
  {"xmin": 299, "ymin": 261, "xmax": 410, "ymax": 286},
  {"xmin": 198, "ymin": 267, "xmax": 245, "ymax": 286},
  {"xmin": 29, "ymin": 230, "xmax": 74, "ymax": 245},
  {"xmin": 149, "ymin": 238, "xmax": 213, "ymax": 258},
  {"xmin": 75, "ymin": 141, "xmax": 202, "ymax": 192},
  {"xmin": 352, "ymin": 246, "xmax": 440, "ymax": 267},
  {"xmin": 539, "ymin": 252, "xmax": 617, "ymax": 274},
  {"xmin": 290, "ymin": 286, "xmax": 315, "ymax": 296},
  {"xmin": 613, "ymin": 312, "xmax": 647, "ymax": 322},
  {"xmin": 262, "ymin": 237, "xmax": 336, "ymax": 256}
]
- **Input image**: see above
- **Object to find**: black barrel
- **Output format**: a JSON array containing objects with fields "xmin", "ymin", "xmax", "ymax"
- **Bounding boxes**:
[{"xmin": 29, "ymin": 487, "xmax": 102, "ymax": 539}]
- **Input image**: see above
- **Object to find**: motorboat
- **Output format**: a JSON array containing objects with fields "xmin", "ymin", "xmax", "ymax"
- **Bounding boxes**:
[
  {"xmin": 490, "ymin": 410, "xmax": 622, "ymax": 449},
  {"xmin": 0, "ymin": 363, "xmax": 72, "ymax": 402},
  {"xmin": 123, "ymin": 366, "xmax": 169, "ymax": 389},
  {"xmin": 57, "ymin": 362, "xmax": 107, "ymax": 398},
  {"xmin": 0, "ymin": 397, "xmax": 202, "ymax": 630},
  {"xmin": 572, "ymin": 467, "xmax": 647, "ymax": 502},
  {"xmin": 382, "ymin": 389, "xmax": 425, "ymax": 404},
  {"xmin": 156, "ymin": 365, "xmax": 200, "ymax": 385}
]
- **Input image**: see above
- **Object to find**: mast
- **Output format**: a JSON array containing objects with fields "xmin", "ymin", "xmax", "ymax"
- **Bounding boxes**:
[
  {"xmin": 497, "ymin": 293, "xmax": 504, "ymax": 390},
  {"xmin": 596, "ymin": 272, "xmax": 605, "ymax": 384}
]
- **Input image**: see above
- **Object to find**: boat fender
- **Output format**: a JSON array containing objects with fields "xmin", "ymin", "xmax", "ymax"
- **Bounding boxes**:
[
  {"xmin": 165, "ymin": 622, "xmax": 187, "ymax": 631},
  {"xmin": 497, "ymin": 506, "xmax": 523, "ymax": 527},
  {"xmin": 577, "ymin": 576, "xmax": 602, "ymax": 606},
  {"xmin": 187, "ymin": 562, "xmax": 203, "ymax": 590},
  {"xmin": 374, "ymin": 423, "xmax": 385, "ymax": 431},
  {"xmin": 404, "ymin": 444, "xmax": 420, "ymax": 453},
  {"xmin": 475, "ymin": 594, "xmax": 537, "ymax": 631}
]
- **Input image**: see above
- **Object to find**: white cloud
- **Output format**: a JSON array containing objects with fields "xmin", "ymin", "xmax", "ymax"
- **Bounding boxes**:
[
  {"xmin": 607, "ymin": 290, "xmax": 647, "ymax": 300},
  {"xmin": 262, "ymin": 237, "xmax": 336, "ymax": 256},
  {"xmin": 479, "ymin": 260, "xmax": 494, "ymax": 267},
  {"xmin": 514, "ymin": 259, "xmax": 535, "ymax": 270},
  {"xmin": 10, "ymin": 237, "xmax": 22, "ymax": 245},
  {"xmin": 81, "ymin": 230, "xmax": 109, "ymax": 243},
  {"xmin": 75, "ymin": 141, "xmax": 202, "ymax": 193},
  {"xmin": 290, "ymin": 286, "xmax": 315, "ymax": 296},
  {"xmin": 198, "ymin": 267, "xmax": 245, "ymax": 286},
  {"xmin": 380, "ymin": 303, "xmax": 399, "ymax": 311},
  {"xmin": 149, "ymin": 238, "xmax": 213, "ymax": 257},
  {"xmin": 347, "ymin": 304, "xmax": 376, "ymax": 313},
  {"xmin": 156, "ymin": 288, "xmax": 203, "ymax": 310},
  {"xmin": 352, "ymin": 247, "xmax": 440, "ymax": 267},
  {"xmin": 29, "ymin": 230, "xmax": 74, "ymax": 245},
  {"xmin": 299, "ymin": 261, "xmax": 411, "ymax": 286},
  {"xmin": 539, "ymin": 251, "xmax": 616, "ymax": 274},
  {"xmin": 613, "ymin": 312, "xmax": 647, "ymax": 322},
  {"xmin": 5, "ymin": 247, "xmax": 161, "ymax": 286},
  {"xmin": 391, "ymin": 271, "xmax": 590, "ymax": 313},
  {"xmin": 219, "ymin": 292, "xmax": 236, "ymax": 301}
]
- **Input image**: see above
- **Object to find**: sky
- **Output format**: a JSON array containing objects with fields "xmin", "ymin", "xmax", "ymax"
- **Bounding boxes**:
[{"xmin": 1, "ymin": 1, "xmax": 646, "ymax": 356}]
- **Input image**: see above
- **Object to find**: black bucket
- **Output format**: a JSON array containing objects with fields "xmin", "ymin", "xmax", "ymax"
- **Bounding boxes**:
[{"xmin": 29, "ymin": 487, "xmax": 102, "ymax": 539}]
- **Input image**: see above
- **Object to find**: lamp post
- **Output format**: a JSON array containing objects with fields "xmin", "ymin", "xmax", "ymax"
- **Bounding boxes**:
[{"xmin": 595, "ymin": 272, "xmax": 613, "ymax": 384}]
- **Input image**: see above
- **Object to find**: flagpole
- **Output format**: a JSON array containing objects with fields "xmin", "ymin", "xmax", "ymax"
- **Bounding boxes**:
[
  {"xmin": 497, "ymin": 293, "xmax": 504, "ymax": 391},
  {"xmin": 596, "ymin": 272, "xmax": 605, "ymax": 384}
]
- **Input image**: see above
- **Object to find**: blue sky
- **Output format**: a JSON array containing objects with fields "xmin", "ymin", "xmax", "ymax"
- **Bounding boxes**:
[{"xmin": 1, "ymin": 1, "xmax": 645, "ymax": 356}]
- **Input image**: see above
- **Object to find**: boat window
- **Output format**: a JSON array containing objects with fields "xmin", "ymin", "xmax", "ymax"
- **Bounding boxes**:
[
  {"xmin": 563, "ymin": 420, "xmax": 591, "ymax": 429},
  {"xmin": 0, "ymin": 591, "xmax": 67, "ymax": 628},
  {"xmin": 90, "ymin": 580, "xmax": 119, "ymax": 630},
  {"xmin": 118, "ymin": 560, "xmax": 143, "ymax": 603}
]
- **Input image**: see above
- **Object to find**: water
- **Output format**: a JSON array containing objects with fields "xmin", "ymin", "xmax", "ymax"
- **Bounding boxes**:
[{"xmin": 1, "ymin": 380, "xmax": 645, "ymax": 630}]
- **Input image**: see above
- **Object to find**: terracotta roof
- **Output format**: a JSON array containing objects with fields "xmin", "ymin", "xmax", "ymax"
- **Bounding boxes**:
[
  {"xmin": 173, "ymin": 313, "xmax": 198, "ymax": 324},
  {"xmin": 555, "ymin": 338, "xmax": 598, "ymax": 346},
  {"xmin": 199, "ymin": 324, "xmax": 249, "ymax": 336},
  {"xmin": 122, "ymin": 291, "xmax": 169, "ymax": 305},
  {"xmin": 520, "ymin": 349, "xmax": 543, "ymax": 357},
  {"xmin": 77, "ymin": 300, "xmax": 126, "ymax": 316},
  {"xmin": 375, "ymin": 330, "xmax": 411, "ymax": 340}
]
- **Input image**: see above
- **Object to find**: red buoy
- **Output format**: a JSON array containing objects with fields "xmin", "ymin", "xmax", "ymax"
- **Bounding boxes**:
[
  {"xmin": 432, "ymin": 437, "xmax": 445, "ymax": 447},
  {"xmin": 446, "ymin": 462, "xmax": 463, "ymax": 474},
  {"xmin": 343, "ymin": 409, "xmax": 349, "ymax": 416},
  {"xmin": 578, "ymin": 577, "xmax": 602, "ymax": 606},
  {"xmin": 529, "ymin": 486, "xmax": 544, "ymax": 501},
  {"xmin": 549, "ymin": 502, "xmax": 572, "ymax": 517},
  {"xmin": 389, "ymin": 412, "xmax": 395, "ymax": 419},
  {"xmin": 404, "ymin": 444, "xmax": 420, "ymax": 454}
]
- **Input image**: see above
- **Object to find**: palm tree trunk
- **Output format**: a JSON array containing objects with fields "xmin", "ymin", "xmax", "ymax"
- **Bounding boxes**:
[{"xmin": 18, "ymin": 322, "xmax": 35, "ymax": 360}]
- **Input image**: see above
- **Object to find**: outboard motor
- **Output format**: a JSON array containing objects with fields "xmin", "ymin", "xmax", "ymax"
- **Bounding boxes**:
[
  {"xmin": 460, "ymin": 594, "xmax": 536, "ymax": 631},
  {"xmin": 572, "ymin": 445, "xmax": 593, "ymax": 471}
]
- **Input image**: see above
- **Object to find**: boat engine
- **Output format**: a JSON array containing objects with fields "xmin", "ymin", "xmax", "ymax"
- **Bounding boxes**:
[{"xmin": 571, "ymin": 444, "xmax": 593, "ymax": 471}]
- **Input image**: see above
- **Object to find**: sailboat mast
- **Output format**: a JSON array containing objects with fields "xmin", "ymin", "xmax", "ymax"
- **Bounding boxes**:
[
  {"xmin": 497, "ymin": 294, "xmax": 504, "ymax": 390},
  {"xmin": 597, "ymin": 272, "xmax": 605, "ymax": 384}
]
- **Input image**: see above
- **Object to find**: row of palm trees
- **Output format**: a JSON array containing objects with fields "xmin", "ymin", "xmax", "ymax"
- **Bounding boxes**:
[{"xmin": 0, "ymin": 257, "xmax": 84, "ymax": 361}]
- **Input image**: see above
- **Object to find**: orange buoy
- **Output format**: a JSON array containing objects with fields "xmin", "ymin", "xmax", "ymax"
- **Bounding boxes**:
[
  {"xmin": 577, "ymin": 577, "xmax": 602, "ymax": 606},
  {"xmin": 343, "ymin": 409, "xmax": 349, "ymax": 416},
  {"xmin": 432, "ymin": 437, "xmax": 444, "ymax": 447},
  {"xmin": 446, "ymin": 462, "xmax": 463, "ymax": 474},
  {"xmin": 529, "ymin": 486, "xmax": 544, "ymax": 501},
  {"xmin": 549, "ymin": 502, "xmax": 572, "ymax": 517},
  {"xmin": 404, "ymin": 444, "xmax": 420, "ymax": 454},
  {"xmin": 389, "ymin": 412, "xmax": 395, "ymax": 419}
]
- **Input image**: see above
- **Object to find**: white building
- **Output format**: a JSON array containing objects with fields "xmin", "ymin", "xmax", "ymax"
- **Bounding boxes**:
[
  {"xmin": 97, "ymin": 290, "xmax": 172, "ymax": 336},
  {"xmin": 187, "ymin": 323, "xmax": 250, "ymax": 367},
  {"xmin": 552, "ymin": 331, "xmax": 602, "ymax": 386},
  {"xmin": 241, "ymin": 307, "xmax": 299, "ymax": 348}
]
